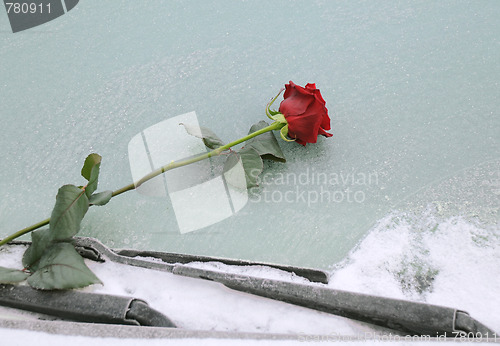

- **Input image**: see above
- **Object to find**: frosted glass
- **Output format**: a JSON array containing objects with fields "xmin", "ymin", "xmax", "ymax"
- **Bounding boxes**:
[{"xmin": 0, "ymin": 0, "xmax": 498, "ymax": 271}]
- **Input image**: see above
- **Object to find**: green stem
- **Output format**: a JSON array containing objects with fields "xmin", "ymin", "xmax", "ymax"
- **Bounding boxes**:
[
  {"xmin": 113, "ymin": 120, "xmax": 283, "ymax": 197},
  {"xmin": 0, "ymin": 121, "xmax": 284, "ymax": 246},
  {"xmin": 0, "ymin": 218, "xmax": 50, "ymax": 246}
]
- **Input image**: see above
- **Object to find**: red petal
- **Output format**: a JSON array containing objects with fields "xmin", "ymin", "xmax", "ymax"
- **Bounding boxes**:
[
  {"xmin": 305, "ymin": 94, "xmax": 331, "ymax": 131},
  {"xmin": 307, "ymin": 89, "xmax": 330, "ymax": 131},
  {"xmin": 320, "ymin": 109, "xmax": 331, "ymax": 131},
  {"xmin": 318, "ymin": 127, "xmax": 333, "ymax": 137},
  {"xmin": 305, "ymin": 83, "xmax": 317, "ymax": 90},
  {"xmin": 313, "ymin": 88, "xmax": 326, "ymax": 106},
  {"xmin": 280, "ymin": 82, "xmax": 315, "ymax": 116},
  {"xmin": 279, "ymin": 97, "xmax": 313, "ymax": 117},
  {"xmin": 286, "ymin": 112, "xmax": 323, "ymax": 144},
  {"xmin": 295, "ymin": 138, "xmax": 307, "ymax": 146}
]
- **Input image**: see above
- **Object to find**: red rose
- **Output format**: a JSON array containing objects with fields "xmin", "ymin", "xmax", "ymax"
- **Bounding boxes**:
[{"xmin": 278, "ymin": 81, "xmax": 333, "ymax": 146}]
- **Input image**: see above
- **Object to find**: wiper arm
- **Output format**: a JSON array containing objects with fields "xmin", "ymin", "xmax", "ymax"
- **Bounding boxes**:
[
  {"xmin": 72, "ymin": 237, "xmax": 329, "ymax": 284},
  {"xmin": 0, "ymin": 284, "xmax": 176, "ymax": 328},
  {"xmin": 173, "ymin": 265, "xmax": 497, "ymax": 337}
]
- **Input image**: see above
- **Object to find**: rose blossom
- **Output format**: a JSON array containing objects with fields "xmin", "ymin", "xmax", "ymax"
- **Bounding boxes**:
[{"xmin": 278, "ymin": 81, "xmax": 332, "ymax": 146}]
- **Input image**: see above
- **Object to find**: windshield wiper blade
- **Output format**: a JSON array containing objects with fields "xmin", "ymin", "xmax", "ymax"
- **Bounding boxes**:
[
  {"xmin": 0, "ymin": 284, "xmax": 176, "ymax": 328},
  {"xmin": 173, "ymin": 265, "xmax": 497, "ymax": 337},
  {"xmin": 70, "ymin": 237, "xmax": 329, "ymax": 284},
  {"xmin": 116, "ymin": 248, "xmax": 329, "ymax": 284}
]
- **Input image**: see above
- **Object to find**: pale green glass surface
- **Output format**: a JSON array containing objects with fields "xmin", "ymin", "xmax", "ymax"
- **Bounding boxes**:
[{"xmin": 0, "ymin": 1, "xmax": 498, "ymax": 270}]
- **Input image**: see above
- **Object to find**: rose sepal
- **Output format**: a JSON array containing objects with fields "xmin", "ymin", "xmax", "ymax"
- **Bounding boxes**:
[
  {"xmin": 265, "ymin": 88, "xmax": 285, "ymax": 120},
  {"xmin": 270, "ymin": 113, "xmax": 287, "ymax": 124},
  {"xmin": 279, "ymin": 124, "xmax": 295, "ymax": 142}
]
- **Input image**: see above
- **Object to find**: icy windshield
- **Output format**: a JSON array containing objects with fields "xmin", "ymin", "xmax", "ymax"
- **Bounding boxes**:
[{"xmin": 1, "ymin": 0, "xmax": 498, "ymax": 313}]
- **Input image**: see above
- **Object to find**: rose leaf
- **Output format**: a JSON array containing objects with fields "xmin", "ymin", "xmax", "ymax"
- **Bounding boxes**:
[
  {"xmin": 81, "ymin": 153, "xmax": 102, "ymax": 197},
  {"xmin": 180, "ymin": 123, "xmax": 225, "ymax": 149},
  {"xmin": 27, "ymin": 242, "xmax": 102, "ymax": 290},
  {"xmin": 89, "ymin": 190, "xmax": 113, "ymax": 206},
  {"xmin": 49, "ymin": 185, "xmax": 89, "ymax": 240},
  {"xmin": 0, "ymin": 267, "xmax": 30, "ymax": 284},
  {"xmin": 224, "ymin": 147, "xmax": 263, "ymax": 189},
  {"xmin": 245, "ymin": 120, "xmax": 286, "ymax": 163},
  {"xmin": 22, "ymin": 228, "xmax": 54, "ymax": 271}
]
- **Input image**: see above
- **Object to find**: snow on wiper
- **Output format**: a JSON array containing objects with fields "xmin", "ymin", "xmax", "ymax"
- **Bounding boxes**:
[
  {"xmin": 1, "ymin": 237, "xmax": 497, "ymax": 338},
  {"xmin": 175, "ymin": 265, "xmax": 496, "ymax": 337},
  {"xmin": 69, "ymin": 237, "xmax": 497, "ymax": 337},
  {"xmin": 0, "ymin": 285, "xmax": 175, "ymax": 327}
]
